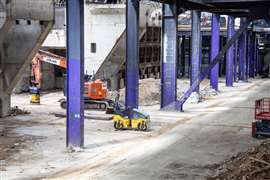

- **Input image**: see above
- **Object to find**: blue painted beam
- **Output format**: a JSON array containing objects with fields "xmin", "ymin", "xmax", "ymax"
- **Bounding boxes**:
[
  {"xmin": 226, "ymin": 16, "xmax": 234, "ymax": 87},
  {"xmin": 191, "ymin": 10, "xmax": 201, "ymax": 93},
  {"xmin": 234, "ymin": 40, "xmax": 238, "ymax": 82},
  {"xmin": 161, "ymin": 3, "xmax": 178, "ymax": 109},
  {"xmin": 210, "ymin": 14, "xmax": 220, "ymax": 91},
  {"xmin": 239, "ymin": 18, "xmax": 247, "ymax": 81},
  {"xmin": 249, "ymin": 32, "xmax": 255, "ymax": 77},
  {"xmin": 66, "ymin": 0, "xmax": 84, "ymax": 148},
  {"xmin": 125, "ymin": 0, "xmax": 139, "ymax": 109}
]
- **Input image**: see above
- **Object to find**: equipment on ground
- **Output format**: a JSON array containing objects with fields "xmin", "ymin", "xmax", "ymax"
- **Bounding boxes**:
[
  {"xmin": 29, "ymin": 86, "xmax": 40, "ymax": 104},
  {"xmin": 31, "ymin": 50, "xmax": 115, "ymax": 112},
  {"xmin": 252, "ymin": 98, "xmax": 270, "ymax": 138},
  {"xmin": 113, "ymin": 104, "xmax": 150, "ymax": 131}
]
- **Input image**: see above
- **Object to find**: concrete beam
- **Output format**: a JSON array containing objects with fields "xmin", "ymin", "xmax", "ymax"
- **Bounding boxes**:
[
  {"xmin": 0, "ymin": 0, "xmax": 54, "ymax": 117},
  {"xmin": 11, "ymin": 0, "xmax": 54, "ymax": 21}
]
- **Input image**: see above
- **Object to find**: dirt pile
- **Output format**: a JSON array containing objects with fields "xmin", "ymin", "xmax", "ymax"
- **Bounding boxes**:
[
  {"xmin": 9, "ymin": 106, "xmax": 30, "ymax": 116},
  {"xmin": 109, "ymin": 78, "xmax": 216, "ymax": 106},
  {"xmin": 118, "ymin": 78, "xmax": 161, "ymax": 106},
  {"xmin": 209, "ymin": 140, "xmax": 270, "ymax": 180}
]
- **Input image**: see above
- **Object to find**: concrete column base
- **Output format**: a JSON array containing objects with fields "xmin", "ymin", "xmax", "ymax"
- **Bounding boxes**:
[{"xmin": 0, "ymin": 95, "xmax": 11, "ymax": 117}]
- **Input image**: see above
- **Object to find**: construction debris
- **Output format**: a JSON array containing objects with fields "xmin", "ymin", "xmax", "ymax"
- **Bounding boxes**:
[
  {"xmin": 208, "ymin": 140, "xmax": 270, "ymax": 180},
  {"xmin": 9, "ymin": 106, "xmax": 30, "ymax": 116},
  {"xmin": 112, "ymin": 78, "xmax": 217, "ymax": 106}
]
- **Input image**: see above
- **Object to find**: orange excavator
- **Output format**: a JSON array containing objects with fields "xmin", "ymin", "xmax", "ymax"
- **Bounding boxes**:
[{"xmin": 31, "ymin": 50, "xmax": 115, "ymax": 112}]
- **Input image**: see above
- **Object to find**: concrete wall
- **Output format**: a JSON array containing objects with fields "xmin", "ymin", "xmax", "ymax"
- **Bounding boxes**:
[
  {"xmin": 84, "ymin": 4, "xmax": 126, "ymax": 76},
  {"xmin": 0, "ymin": 0, "xmax": 54, "ymax": 117}
]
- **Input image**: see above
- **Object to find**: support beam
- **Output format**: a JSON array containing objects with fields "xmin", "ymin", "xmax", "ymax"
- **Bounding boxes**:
[
  {"xmin": 226, "ymin": 16, "xmax": 234, "ymax": 87},
  {"xmin": 239, "ymin": 18, "xmax": 247, "ymax": 81},
  {"xmin": 191, "ymin": 10, "xmax": 201, "ymax": 93},
  {"xmin": 210, "ymin": 14, "xmax": 220, "ymax": 91},
  {"xmin": 234, "ymin": 40, "xmax": 238, "ymax": 82},
  {"xmin": 161, "ymin": 3, "xmax": 178, "ymax": 109},
  {"xmin": 175, "ymin": 20, "xmax": 250, "ymax": 111},
  {"xmin": 181, "ymin": 36, "xmax": 186, "ymax": 77},
  {"xmin": 125, "ymin": 0, "xmax": 139, "ymax": 109},
  {"xmin": 249, "ymin": 32, "xmax": 255, "ymax": 78},
  {"xmin": 66, "ymin": 0, "xmax": 84, "ymax": 148}
]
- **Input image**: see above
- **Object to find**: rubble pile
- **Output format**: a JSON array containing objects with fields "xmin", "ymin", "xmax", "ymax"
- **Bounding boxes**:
[
  {"xmin": 9, "ymin": 106, "xmax": 30, "ymax": 116},
  {"xmin": 119, "ymin": 78, "xmax": 161, "ymax": 106},
  {"xmin": 200, "ymin": 86, "xmax": 219, "ymax": 100},
  {"xmin": 209, "ymin": 140, "xmax": 270, "ymax": 180},
  {"xmin": 110, "ymin": 78, "xmax": 216, "ymax": 106}
]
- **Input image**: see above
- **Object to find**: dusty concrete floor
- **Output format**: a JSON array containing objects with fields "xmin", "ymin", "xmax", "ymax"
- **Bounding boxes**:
[{"xmin": 0, "ymin": 78, "xmax": 269, "ymax": 180}]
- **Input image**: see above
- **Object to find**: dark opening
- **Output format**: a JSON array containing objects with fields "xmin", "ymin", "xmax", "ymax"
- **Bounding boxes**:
[{"xmin": 91, "ymin": 43, "xmax": 97, "ymax": 53}]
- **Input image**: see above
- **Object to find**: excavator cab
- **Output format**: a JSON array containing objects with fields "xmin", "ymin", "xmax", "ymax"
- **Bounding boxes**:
[{"xmin": 84, "ymin": 79, "xmax": 108, "ymax": 100}]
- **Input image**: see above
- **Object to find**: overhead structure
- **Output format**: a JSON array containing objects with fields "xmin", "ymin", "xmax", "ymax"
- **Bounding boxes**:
[
  {"xmin": 63, "ymin": 0, "xmax": 270, "ymax": 147},
  {"xmin": 0, "ymin": 0, "xmax": 54, "ymax": 117}
]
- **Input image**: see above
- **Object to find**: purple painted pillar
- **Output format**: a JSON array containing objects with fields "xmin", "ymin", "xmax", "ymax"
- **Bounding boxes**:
[
  {"xmin": 66, "ymin": 0, "xmax": 84, "ymax": 148},
  {"xmin": 249, "ymin": 33, "xmax": 255, "ymax": 77},
  {"xmin": 254, "ymin": 35, "xmax": 258, "ymax": 76},
  {"xmin": 210, "ymin": 14, "xmax": 220, "ymax": 91},
  {"xmin": 226, "ymin": 16, "xmax": 234, "ymax": 86},
  {"xmin": 191, "ymin": 10, "xmax": 201, "ymax": 93},
  {"xmin": 234, "ymin": 40, "xmax": 238, "ymax": 82},
  {"xmin": 125, "ymin": 0, "xmax": 139, "ymax": 109},
  {"xmin": 239, "ymin": 18, "xmax": 247, "ymax": 81},
  {"xmin": 161, "ymin": 3, "xmax": 178, "ymax": 109}
]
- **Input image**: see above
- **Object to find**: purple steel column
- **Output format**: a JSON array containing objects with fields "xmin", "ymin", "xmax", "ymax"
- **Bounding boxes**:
[
  {"xmin": 191, "ymin": 10, "xmax": 201, "ymax": 93},
  {"xmin": 254, "ymin": 35, "xmax": 258, "ymax": 76},
  {"xmin": 161, "ymin": 3, "xmax": 178, "ymax": 109},
  {"xmin": 210, "ymin": 14, "xmax": 220, "ymax": 91},
  {"xmin": 125, "ymin": 0, "xmax": 139, "ymax": 109},
  {"xmin": 249, "ymin": 33, "xmax": 255, "ymax": 77},
  {"xmin": 226, "ymin": 16, "xmax": 234, "ymax": 86},
  {"xmin": 234, "ymin": 40, "xmax": 238, "ymax": 82},
  {"xmin": 239, "ymin": 18, "xmax": 247, "ymax": 81},
  {"xmin": 66, "ymin": 0, "xmax": 84, "ymax": 148}
]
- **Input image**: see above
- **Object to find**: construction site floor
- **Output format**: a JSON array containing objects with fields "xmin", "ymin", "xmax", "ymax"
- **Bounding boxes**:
[{"xmin": 1, "ymin": 78, "xmax": 270, "ymax": 180}]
